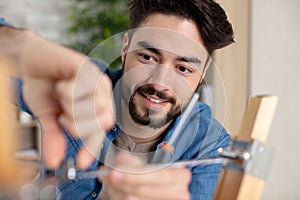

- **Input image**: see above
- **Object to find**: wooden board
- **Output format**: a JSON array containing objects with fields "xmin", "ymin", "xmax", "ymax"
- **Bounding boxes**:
[
  {"xmin": 0, "ymin": 57, "xmax": 33, "ymax": 194},
  {"xmin": 0, "ymin": 57, "xmax": 19, "ymax": 184},
  {"xmin": 214, "ymin": 95, "xmax": 279, "ymax": 200},
  {"xmin": 213, "ymin": 0, "xmax": 250, "ymax": 136}
]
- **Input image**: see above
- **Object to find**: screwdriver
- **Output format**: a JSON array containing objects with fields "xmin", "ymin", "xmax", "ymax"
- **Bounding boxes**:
[{"xmin": 66, "ymin": 157, "xmax": 232, "ymax": 180}]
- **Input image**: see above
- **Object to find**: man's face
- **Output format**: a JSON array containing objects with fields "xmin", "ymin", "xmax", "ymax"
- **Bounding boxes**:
[{"xmin": 120, "ymin": 14, "xmax": 209, "ymax": 129}]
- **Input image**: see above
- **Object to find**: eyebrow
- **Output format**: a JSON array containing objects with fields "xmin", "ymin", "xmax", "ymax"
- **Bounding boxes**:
[
  {"xmin": 176, "ymin": 56, "xmax": 201, "ymax": 64},
  {"xmin": 136, "ymin": 40, "xmax": 202, "ymax": 65},
  {"xmin": 136, "ymin": 41, "xmax": 162, "ymax": 55}
]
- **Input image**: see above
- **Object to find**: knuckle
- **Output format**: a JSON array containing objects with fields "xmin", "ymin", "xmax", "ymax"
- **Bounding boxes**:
[
  {"xmin": 96, "ymin": 112, "xmax": 115, "ymax": 130},
  {"xmin": 180, "ymin": 168, "xmax": 192, "ymax": 183},
  {"xmin": 101, "ymin": 73, "xmax": 112, "ymax": 86},
  {"xmin": 56, "ymin": 81, "xmax": 73, "ymax": 101}
]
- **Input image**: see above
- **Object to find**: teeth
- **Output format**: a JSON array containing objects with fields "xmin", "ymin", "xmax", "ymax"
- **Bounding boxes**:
[{"xmin": 147, "ymin": 96, "xmax": 163, "ymax": 103}]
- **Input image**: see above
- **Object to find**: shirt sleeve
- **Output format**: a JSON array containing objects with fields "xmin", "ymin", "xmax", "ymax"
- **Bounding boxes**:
[
  {"xmin": 13, "ymin": 78, "xmax": 33, "ymax": 115},
  {"xmin": 0, "ymin": 17, "xmax": 13, "ymax": 27}
]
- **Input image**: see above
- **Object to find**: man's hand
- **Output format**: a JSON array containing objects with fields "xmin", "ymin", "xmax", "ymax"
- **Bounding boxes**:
[
  {"xmin": 100, "ymin": 153, "xmax": 192, "ymax": 200},
  {"xmin": 1, "ymin": 27, "xmax": 115, "ymax": 169}
]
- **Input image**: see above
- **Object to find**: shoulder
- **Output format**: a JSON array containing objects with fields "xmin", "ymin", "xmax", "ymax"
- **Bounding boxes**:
[
  {"xmin": 90, "ymin": 58, "xmax": 122, "ymax": 87},
  {"xmin": 179, "ymin": 101, "xmax": 231, "ymax": 160},
  {"xmin": 170, "ymin": 101, "xmax": 230, "ymax": 161}
]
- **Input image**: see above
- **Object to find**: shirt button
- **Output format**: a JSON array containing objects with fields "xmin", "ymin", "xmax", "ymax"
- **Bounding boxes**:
[
  {"xmin": 111, "ymin": 126, "xmax": 118, "ymax": 132},
  {"xmin": 91, "ymin": 192, "xmax": 97, "ymax": 198}
]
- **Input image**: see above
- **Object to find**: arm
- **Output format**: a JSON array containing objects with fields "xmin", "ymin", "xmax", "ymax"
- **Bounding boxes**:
[
  {"xmin": 0, "ymin": 25, "xmax": 81, "ymax": 78},
  {"xmin": 0, "ymin": 23, "xmax": 115, "ymax": 169}
]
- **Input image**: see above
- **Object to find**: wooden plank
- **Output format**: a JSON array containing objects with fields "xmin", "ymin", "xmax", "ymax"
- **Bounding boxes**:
[
  {"xmin": 237, "ymin": 175, "xmax": 265, "ymax": 200},
  {"xmin": 0, "ymin": 57, "xmax": 19, "ymax": 184},
  {"xmin": 214, "ymin": 170, "xmax": 243, "ymax": 200},
  {"xmin": 238, "ymin": 95, "xmax": 279, "ymax": 142},
  {"xmin": 0, "ymin": 57, "xmax": 33, "ymax": 193},
  {"xmin": 213, "ymin": 0, "xmax": 250, "ymax": 136},
  {"xmin": 214, "ymin": 95, "xmax": 279, "ymax": 200}
]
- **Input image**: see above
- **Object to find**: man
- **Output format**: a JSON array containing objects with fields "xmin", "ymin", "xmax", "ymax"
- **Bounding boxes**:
[{"xmin": 0, "ymin": 0, "xmax": 234, "ymax": 199}]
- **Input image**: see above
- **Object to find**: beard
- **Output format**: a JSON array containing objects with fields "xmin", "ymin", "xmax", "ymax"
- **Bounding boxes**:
[{"xmin": 127, "ymin": 84, "xmax": 182, "ymax": 129}]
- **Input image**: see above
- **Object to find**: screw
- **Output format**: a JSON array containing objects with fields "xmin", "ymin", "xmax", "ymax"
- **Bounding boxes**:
[{"xmin": 258, "ymin": 146, "xmax": 264, "ymax": 152}]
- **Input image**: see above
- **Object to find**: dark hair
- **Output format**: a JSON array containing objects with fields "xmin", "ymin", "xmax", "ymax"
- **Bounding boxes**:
[{"xmin": 128, "ymin": 0, "xmax": 234, "ymax": 54}]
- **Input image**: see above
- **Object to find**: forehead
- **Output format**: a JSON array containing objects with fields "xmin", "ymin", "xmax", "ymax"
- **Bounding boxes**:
[{"xmin": 131, "ymin": 13, "xmax": 207, "ymax": 59}]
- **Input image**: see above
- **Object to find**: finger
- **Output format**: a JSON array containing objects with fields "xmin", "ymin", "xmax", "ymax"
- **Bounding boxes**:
[
  {"xmin": 106, "ymin": 186, "xmax": 126, "ymax": 200},
  {"xmin": 22, "ymin": 78, "xmax": 66, "ymax": 169},
  {"xmin": 76, "ymin": 129, "xmax": 106, "ymax": 169},
  {"xmin": 106, "ymin": 168, "xmax": 191, "ymax": 200},
  {"xmin": 55, "ymin": 65, "xmax": 112, "ymax": 117},
  {"xmin": 58, "ymin": 112, "xmax": 113, "ymax": 139},
  {"xmin": 106, "ymin": 181, "xmax": 188, "ymax": 200},
  {"xmin": 106, "ymin": 185, "xmax": 142, "ymax": 200},
  {"xmin": 56, "ymin": 72, "xmax": 114, "ymax": 134},
  {"xmin": 110, "ymin": 167, "xmax": 192, "ymax": 186},
  {"xmin": 58, "ymin": 105, "xmax": 114, "ymax": 169},
  {"xmin": 56, "ymin": 79, "xmax": 94, "ymax": 119},
  {"xmin": 22, "ymin": 36, "xmax": 88, "ymax": 79},
  {"xmin": 61, "ymin": 93, "xmax": 114, "ymax": 121},
  {"xmin": 57, "ymin": 92, "xmax": 115, "ymax": 137},
  {"xmin": 40, "ymin": 114, "xmax": 66, "ymax": 169},
  {"xmin": 128, "ymin": 183, "xmax": 190, "ymax": 200}
]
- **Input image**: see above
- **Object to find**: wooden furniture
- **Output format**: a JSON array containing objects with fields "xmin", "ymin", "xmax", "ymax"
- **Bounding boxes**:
[
  {"xmin": 0, "ymin": 57, "xmax": 40, "ymax": 199},
  {"xmin": 214, "ymin": 95, "xmax": 279, "ymax": 200}
]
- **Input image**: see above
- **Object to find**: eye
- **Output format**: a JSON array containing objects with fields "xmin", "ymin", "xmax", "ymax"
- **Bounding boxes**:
[
  {"xmin": 138, "ymin": 52, "xmax": 157, "ymax": 63},
  {"xmin": 177, "ymin": 65, "xmax": 193, "ymax": 75}
]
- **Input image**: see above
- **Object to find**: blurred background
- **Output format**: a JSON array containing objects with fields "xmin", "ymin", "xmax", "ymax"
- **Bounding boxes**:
[{"xmin": 0, "ymin": 0, "xmax": 300, "ymax": 199}]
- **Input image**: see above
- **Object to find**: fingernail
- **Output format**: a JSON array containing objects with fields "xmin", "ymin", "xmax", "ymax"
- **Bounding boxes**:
[{"xmin": 58, "ymin": 115, "xmax": 66, "ymax": 127}]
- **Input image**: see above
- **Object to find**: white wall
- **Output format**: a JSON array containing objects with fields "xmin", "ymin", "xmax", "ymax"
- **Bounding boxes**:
[
  {"xmin": 250, "ymin": 1, "xmax": 300, "ymax": 199},
  {"xmin": 0, "ymin": 0, "xmax": 71, "ymax": 42}
]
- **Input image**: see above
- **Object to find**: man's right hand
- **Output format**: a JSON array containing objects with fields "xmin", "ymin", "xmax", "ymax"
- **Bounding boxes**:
[{"xmin": 1, "ymin": 27, "xmax": 115, "ymax": 169}]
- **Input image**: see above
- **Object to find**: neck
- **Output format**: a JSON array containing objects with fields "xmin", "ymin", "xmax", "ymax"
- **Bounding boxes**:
[{"xmin": 125, "ymin": 122, "xmax": 171, "ymax": 143}]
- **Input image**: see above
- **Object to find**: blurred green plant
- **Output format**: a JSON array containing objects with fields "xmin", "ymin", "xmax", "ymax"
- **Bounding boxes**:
[{"xmin": 67, "ymin": 0, "xmax": 129, "ymax": 68}]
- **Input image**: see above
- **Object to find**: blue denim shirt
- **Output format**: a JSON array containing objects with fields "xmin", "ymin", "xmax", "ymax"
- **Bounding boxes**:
[
  {"xmin": 20, "ymin": 67, "xmax": 230, "ymax": 200},
  {"xmin": 1, "ymin": 17, "xmax": 231, "ymax": 200},
  {"xmin": 61, "ymin": 104, "xmax": 230, "ymax": 200},
  {"xmin": 0, "ymin": 17, "xmax": 13, "ymax": 27}
]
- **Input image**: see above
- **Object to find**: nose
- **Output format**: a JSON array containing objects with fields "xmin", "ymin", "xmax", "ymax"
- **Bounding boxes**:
[{"xmin": 147, "ymin": 64, "xmax": 173, "ymax": 90}]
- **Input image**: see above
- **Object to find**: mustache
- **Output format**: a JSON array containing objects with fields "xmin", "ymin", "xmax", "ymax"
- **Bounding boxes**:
[{"xmin": 137, "ymin": 84, "xmax": 177, "ymax": 104}]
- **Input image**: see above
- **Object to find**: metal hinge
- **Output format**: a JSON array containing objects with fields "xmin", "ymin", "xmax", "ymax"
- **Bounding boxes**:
[{"xmin": 218, "ymin": 139, "xmax": 273, "ymax": 179}]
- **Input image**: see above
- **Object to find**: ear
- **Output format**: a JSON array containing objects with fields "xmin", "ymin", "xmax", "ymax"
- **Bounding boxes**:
[{"xmin": 121, "ymin": 32, "xmax": 129, "ymax": 63}]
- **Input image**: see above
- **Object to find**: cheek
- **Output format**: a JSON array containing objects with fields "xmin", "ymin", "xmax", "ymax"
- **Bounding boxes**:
[
  {"xmin": 122, "ymin": 53, "xmax": 140, "ymax": 73},
  {"xmin": 171, "ymin": 80, "xmax": 197, "ymax": 100}
]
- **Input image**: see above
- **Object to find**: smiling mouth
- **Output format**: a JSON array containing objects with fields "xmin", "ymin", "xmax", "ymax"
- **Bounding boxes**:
[
  {"xmin": 145, "ymin": 94, "xmax": 166, "ymax": 103},
  {"xmin": 140, "ymin": 91, "xmax": 169, "ymax": 108}
]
